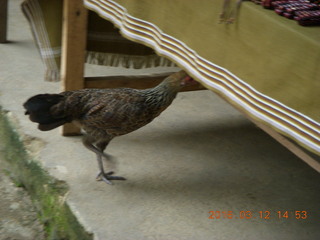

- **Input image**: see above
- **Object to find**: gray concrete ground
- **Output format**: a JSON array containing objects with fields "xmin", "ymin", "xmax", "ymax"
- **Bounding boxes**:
[{"xmin": 1, "ymin": 1, "xmax": 320, "ymax": 239}]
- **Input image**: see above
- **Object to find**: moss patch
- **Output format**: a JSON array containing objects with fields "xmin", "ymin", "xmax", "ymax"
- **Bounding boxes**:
[{"xmin": 0, "ymin": 109, "xmax": 93, "ymax": 240}]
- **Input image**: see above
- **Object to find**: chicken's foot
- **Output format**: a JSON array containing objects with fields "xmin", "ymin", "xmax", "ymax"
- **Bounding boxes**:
[
  {"xmin": 96, "ymin": 171, "xmax": 126, "ymax": 185},
  {"xmin": 82, "ymin": 136, "xmax": 126, "ymax": 184}
]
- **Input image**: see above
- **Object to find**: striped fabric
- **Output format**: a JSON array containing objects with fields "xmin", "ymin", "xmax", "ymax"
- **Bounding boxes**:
[{"xmin": 83, "ymin": 0, "xmax": 320, "ymax": 155}]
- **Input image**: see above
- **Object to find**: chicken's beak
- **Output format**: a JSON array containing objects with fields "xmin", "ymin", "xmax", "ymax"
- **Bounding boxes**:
[{"xmin": 180, "ymin": 76, "xmax": 197, "ymax": 86}]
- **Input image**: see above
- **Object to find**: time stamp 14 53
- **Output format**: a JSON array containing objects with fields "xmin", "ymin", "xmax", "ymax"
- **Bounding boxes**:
[{"xmin": 208, "ymin": 210, "xmax": 308, "ymax": 220}]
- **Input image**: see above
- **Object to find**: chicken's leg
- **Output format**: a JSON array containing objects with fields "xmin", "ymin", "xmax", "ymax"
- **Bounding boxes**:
[{"xmin": 82, "ymin": 136, "xmax": 126, "ymax": 184}]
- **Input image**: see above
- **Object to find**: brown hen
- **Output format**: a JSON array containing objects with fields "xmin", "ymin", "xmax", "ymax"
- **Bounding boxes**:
[{"xmin": 23, "ymin": 70, "xmax": 195, "ymax": 184}]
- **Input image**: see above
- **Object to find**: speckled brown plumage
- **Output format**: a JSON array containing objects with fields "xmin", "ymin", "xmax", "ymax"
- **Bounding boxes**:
[{"xmin": 23, "ymin": 70, "xmax": 194, "ymax": 184}]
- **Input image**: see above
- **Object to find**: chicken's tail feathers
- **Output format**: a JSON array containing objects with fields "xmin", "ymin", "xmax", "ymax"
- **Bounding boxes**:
[{"xmin": 23, "ymin": 94, "xmax": 69, "ymax": 131}]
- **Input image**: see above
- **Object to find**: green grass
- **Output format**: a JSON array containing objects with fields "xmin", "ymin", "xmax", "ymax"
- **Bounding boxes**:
[{"xmin": 0, "ymin": 109, "xmax": 93, "ymax": 240}]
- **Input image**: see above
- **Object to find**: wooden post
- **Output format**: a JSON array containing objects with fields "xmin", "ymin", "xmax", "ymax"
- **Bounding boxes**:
[
  {"xmin": 60, "ymin": 0, "xmax": 88, "ymax": 135},
  {"xmin": 0, "ymin": 0, "xmax": 8, "ymax": 43}
]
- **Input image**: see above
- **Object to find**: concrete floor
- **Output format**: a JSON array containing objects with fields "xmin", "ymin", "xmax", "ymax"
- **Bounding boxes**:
[{"xmin": 1, "ymin": 1, "xmax": 320, "ymax": 239}]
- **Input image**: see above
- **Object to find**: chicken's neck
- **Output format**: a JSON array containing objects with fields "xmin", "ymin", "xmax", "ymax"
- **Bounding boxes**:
[{"xmin": 142, "ymin": 76, "xmax": 182, "ymax": 108}]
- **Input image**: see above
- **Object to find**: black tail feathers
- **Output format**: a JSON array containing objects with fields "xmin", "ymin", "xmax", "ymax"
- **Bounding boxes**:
[{"xmin": 23, "ymin": 94, "xmax": 69, "ymax": 131}]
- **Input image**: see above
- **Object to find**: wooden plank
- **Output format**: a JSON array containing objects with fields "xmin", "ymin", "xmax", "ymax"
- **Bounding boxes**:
[
  {"xmin": 251, "ymin": 118, "xmax": 320, "ymax": 173},
  {"xmin": 85, "ymin": 74, "xmax": 206, "ymax": 91},
  {"xmin": 0, "ymin": 0, "xmax": 8, "ymax": 43},
  {"xmin": 60, "ymin": 0, "xmax": 88, "ymax": 136},
  {"xmin": 215, "ymin": 93, "xmax": 320, "ymax": 172}
]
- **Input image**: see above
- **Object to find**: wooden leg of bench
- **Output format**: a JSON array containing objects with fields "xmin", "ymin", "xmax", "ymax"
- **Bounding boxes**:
[
  {"xmin": 60, "ymin": 0, "xmax": 88, "ymax": 136},
  {"xmin": 0, "ymin": 0, "xmax": 8, "ymax": 43}
]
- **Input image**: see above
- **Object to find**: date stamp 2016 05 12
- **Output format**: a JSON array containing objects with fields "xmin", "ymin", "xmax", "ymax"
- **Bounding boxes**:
[{"xmin": 208, "ymin": 210, "xmax": 308, "ymax": 220}]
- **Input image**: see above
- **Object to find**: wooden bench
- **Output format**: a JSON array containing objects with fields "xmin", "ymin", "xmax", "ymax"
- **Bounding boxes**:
[{"xmin": 60, "ymin": 0, "xmax": 319, "ymax": 172}]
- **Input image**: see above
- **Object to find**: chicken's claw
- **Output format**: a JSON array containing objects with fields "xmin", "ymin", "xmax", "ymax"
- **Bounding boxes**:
[{"xmin": 96, "ymin": 171, "xmax": 126, "ymax": 185}]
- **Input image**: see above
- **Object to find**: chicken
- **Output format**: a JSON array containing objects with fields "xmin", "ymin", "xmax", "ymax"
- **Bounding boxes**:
[{"xmin": 23, "ymin": 70, "xmax": 195, "ymax": 184}]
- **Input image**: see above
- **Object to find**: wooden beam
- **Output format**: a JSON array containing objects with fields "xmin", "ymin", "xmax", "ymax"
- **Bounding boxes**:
[
  {"xmin": 0, "ymin": 0, "xmax": 8, "ymax": 43},
  {"xmin": 215, "ymin": 93, "xmax": 320, "ymax": 172},
  {"xmin": 251, "ymin": 118, "xmax": 320, "ymax": 173},
  {"xmin": 84, "ymin": 74, "xmax": 206, "ymax": 91},
  {"xmin": 60, "ymin": 0, "xmax": 88, "ymax": 135}
]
